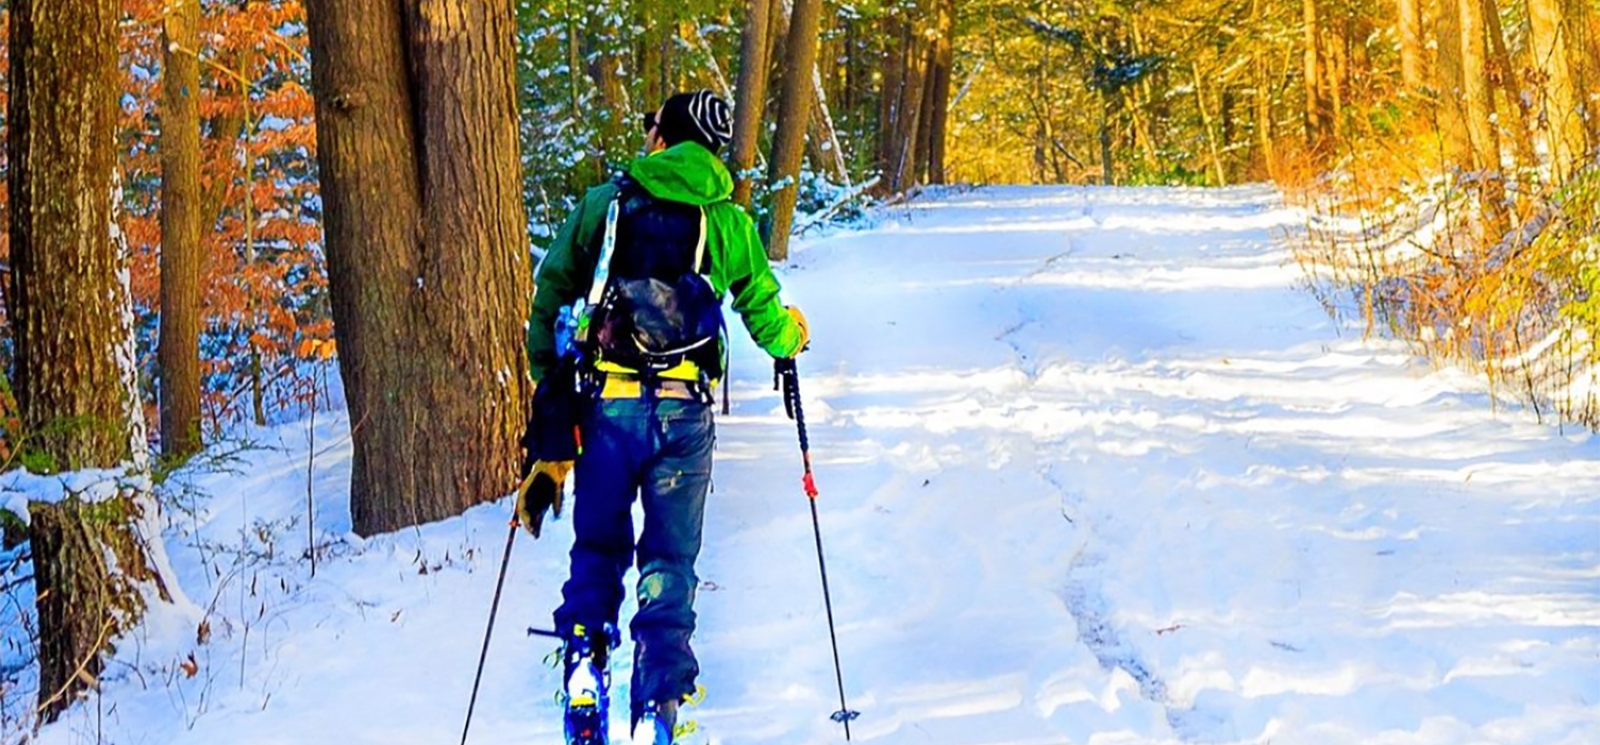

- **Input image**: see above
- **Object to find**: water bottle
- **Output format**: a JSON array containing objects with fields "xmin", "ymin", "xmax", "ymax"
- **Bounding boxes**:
[{"xmin": 555, "ymin": 304, "xmax": 576, "ymax": 359}]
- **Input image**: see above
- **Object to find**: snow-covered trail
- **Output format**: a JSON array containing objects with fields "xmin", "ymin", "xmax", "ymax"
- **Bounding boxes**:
[
  {"xmin": 20, "ymin": 185, "xmax": 1600, "ymax": 745},
  {"xmin": 699, "ymin": 185, "xmax": 1600, "ymax": 744}
]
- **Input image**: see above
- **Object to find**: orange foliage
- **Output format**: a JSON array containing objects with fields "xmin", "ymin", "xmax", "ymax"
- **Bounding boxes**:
[
  {"xmin": 0, "ymin": 2, "xmax": 326, "ymax": 450},
  {"xmin": 116, "ymin": 0, "xmax": 326, "ymax": 435}
]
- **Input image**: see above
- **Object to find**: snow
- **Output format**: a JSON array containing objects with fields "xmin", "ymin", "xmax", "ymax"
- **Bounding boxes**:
[{"xmin": 7, "ymin": 184, "xmax": 1600, "ymax": 745}]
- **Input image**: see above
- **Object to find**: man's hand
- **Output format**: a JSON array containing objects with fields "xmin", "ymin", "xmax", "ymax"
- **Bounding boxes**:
[
  {"xmin": 786, "ymin": 305, "xmax": 810, "ymax": 356},
  {"xmin": 516, "ymin": 460, "xmax": 573, "ymax": 538}
]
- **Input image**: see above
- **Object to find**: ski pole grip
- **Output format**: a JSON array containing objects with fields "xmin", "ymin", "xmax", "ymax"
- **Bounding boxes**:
[{"xmin": 776, "ymin": 359, "xmax": 810, "ymax": 452}]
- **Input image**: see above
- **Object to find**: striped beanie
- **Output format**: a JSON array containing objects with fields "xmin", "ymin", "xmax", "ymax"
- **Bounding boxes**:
[{"xmin": 656, "ymin": 90, "xmax": 734, "ymax": 153}]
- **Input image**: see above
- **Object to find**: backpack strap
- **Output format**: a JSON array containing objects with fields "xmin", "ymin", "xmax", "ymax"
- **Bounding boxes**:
[{"xmin": 693, "ymin": 207, "xmax": 708, "ymax": 275}]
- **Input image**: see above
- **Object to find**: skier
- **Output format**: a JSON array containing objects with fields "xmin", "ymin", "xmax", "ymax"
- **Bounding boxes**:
[{"xmin": 519, "ymin": 90, "xmax": 809, "ymax": 745}]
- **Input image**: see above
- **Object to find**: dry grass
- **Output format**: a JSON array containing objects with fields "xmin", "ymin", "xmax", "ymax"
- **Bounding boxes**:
[{"xmin": 1283, "ymin": 109, "xmax": 1600, "ymax": 428}]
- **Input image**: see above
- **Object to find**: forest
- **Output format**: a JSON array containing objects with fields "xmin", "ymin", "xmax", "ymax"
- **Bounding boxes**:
[{"xmin": 0, "ymin": 0, "xmax": 1597, "ymax": 731}]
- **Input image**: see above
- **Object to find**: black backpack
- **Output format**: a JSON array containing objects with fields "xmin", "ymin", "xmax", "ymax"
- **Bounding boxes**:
[{"xmin": 583, "ymin": 177, "xmax": 724, "ymax": 378}]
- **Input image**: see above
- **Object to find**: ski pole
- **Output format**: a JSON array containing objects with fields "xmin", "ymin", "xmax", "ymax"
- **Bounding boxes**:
[
  {"xmin": 775, "ymin": 358, "xmax": 860, "ymax": 740},
  {"xmin": 461, "ymin": 495, "xmax": 526, "ymax": 745}
]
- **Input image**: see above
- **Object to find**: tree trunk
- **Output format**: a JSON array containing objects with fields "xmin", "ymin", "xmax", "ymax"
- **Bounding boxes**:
[
  {"xmin": 1099, "ymin": 94, "xmax": 1115, "ymax": 185},
  {"xmin": 160, "ymin": 0, "xmax": 205, "ymax": 459},
  {"xmin": 584, "ymin": 20, "xmax": 631, "ymax": 162},
  {"xmin": 926, "ymin": 0, "xmax": 955, "ymax": 185},
  {"xmin": 10, "ymin": 0, "xmax": 166, "ymax": 720},
  {"xmin": 10, "ymin": 0, "xmax": 136, "ymax": 469},
  {"xmin": 888, "ymin": 32, "xmax": 928, "ymax": 192},
  {"xmin": 765, "ymin": 0, "xmax": 824, "ymax": 260},
  {"xmin": 1435, "ymin": 0, "xmax": 1472, "ymax": 168},
  {"xmin": 1484, "ymin": 2, "xmax": 1537, "ymax": 178},
  {"xmin": 1397, "ymin": 0, "xmax": 1424, "ymax": 89},
  {"xmin": 1527, "ymin": 0, "xmax": 1587, "ymax": 181},
  {"xmin": 912, "ymin": 45, "xmax": 938, "ymax": 186},
  {"xmin": 1192, "ymin": 62, "xmax": 1227, "ymax": 185},
  {"xmin": 732, "ymin": 0, "xmax": 773, "ymax": 208},
  {"xmin": 1253, "ymin": 27, "xmax": 1277, "ymax": 179},
  {"xmin": 807, "ymin": 64, "xmax": 850, "ymax": 183},
  {"xmin": 1570, "ymin": 0, "xmax": 1600, "ymax": 145},
  {"xmin": 1458, "ymin": 0, "xmax": 1509, "ymax": 232},
  {"xmin": 1326, "ymin": 19, "xmax": 1346, "ymax": 140},
  {"xmin": 876, "ymin": 18, "xmax": 907, "ymax": 185},
  {"xmin": 306, "ymin": 0, "xmax": 533, "ymax": 536},
  {"xmin": 640, "ymin": 18, "xmax": 664, "ymax": 113},
  {"xmin": 30, "ymin": 493, "xmax": 168, "ymax": 721},
  {"xmin": 1128, "ymin": 19, "xmax": 1162, "ymax": 176},
  {"xmin": 1302, "ymin": 0, "xmax": 1324, "ymax": 143}
]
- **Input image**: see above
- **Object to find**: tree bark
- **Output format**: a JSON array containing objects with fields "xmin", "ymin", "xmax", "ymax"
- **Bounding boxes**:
[
  {"xmin": 888, "ymin": 31, "xmax": 928, "ymax": 192},
  {"xmin": 1325, "ymin": 18, "xmax": 1347, "ymax": 140},
  {"xmin": 1527, "ymin": 0, "xmax": 1587, "ymax": 181},
  {"xmin": 765, "ymin": 0, "xmax": 824, "ymax": 261},
  {"xmin": 1253, "ymin": 31, "xmax": 1277, "ymax": 178},
  {"xmin": 10, "ymin": 0, "xmax": 165, "ymax": 720},
  {"xmin": 30, "ymin": 493, "xmax": 167, "ymax": 721},
  {"xmin": 1458, "ymin": 0, "xmax": 1500, "ymax": 171},
  {"xmin": 306, "ymin": 0, "xmax": 533, "ymax": 536},
  {"xmin": 9, "ymin": 0, "xmax": 136, "ymax": 469},
  {"xmin": 732, "ymin": 0, "xmax": 772, "ymax": 208},
  {"xmin": 926, "ymin": 0, "xmax": 955, "ymax": 185},
  {"xmin": 1301, "ymin": 0, "xmax": 1324, "ymax": 143},
  {"xmin": 160, "ymin": 0, "xmax": 205, "ymax": 459},
  {"xmin": 584, "ymin": 19, "xmax": 631, "ymax": 162},
  {"xmin": 1397, "ymin": 0, "xmax": 1424, "ymax": 89},
  {"xmin": 1458, "ymin": 0, "xmax": 1509, "ymax": 232},
  {"xmin": 1484, "ymin": 2, "xmax": 1537, "ymax": 178},
  {"xmin": 876, "ymin": 18, "xmax": 907, "ymax": 185},
  {"xmin": 1435, "ymin": 0, "xmax": 1472, "ymax": 167},
  {"xmin": 807, "ymin": 64, "xmax": 849, "ymax": 183},
  {"xmin": 1192, "ymin": 62, "xmax": 1227, "ymax": 185},
  {"xmin": 1570, "ymin": 0, "xmax": 1600, "ymax": 145},
  {"xmin": 913, "ymin": 45, "xmax": 938, "ymax": 186}
]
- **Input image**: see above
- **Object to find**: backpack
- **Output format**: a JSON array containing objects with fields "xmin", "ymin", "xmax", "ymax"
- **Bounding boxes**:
[{"xmin": 582, "ymin": 177, "xmax": 724, "ymax": 378}]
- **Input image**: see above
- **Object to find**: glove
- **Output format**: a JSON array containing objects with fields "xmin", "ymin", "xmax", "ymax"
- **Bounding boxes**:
[
  {"xmin": 516, "ymin": 460, "xmax": 573, "ymax": 538},
  {"xmin": 786, "ymin": 305, "xmax": 810, "ymax": 356}
]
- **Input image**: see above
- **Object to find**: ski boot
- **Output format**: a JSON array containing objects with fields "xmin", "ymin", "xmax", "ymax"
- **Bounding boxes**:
[
  {"xmin": 630, "ymin": 698, "xmax": 678, "ymax": 745},
  {"xmin": 562, "ymin": 624, "xmax": 617, "ymax": 745}
]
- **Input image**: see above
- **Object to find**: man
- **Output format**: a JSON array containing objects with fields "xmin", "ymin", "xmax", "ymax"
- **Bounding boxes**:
[{"xmin": 519, "ymin": 90, "xmax": 808, "ymax": 745}]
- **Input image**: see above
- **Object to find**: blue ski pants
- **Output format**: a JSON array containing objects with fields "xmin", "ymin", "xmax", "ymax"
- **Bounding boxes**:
[{"xmin": 554, "ymin": 394, "xmax": 713, "ymax": 710}]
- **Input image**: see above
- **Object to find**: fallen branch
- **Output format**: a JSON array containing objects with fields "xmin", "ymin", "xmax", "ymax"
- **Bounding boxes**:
[{"xmin": 795, "ymin": 176, "xmax": 882, "ymax": 236}]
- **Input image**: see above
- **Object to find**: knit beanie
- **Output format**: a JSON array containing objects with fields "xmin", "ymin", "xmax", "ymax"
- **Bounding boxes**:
[{"xmin": 656, "ymin": 90, "xmax": 734, "ymax": 153}]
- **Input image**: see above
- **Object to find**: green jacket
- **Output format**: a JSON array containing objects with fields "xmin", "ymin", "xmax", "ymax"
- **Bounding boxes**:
[{"xmin": 527, "ymin": 141, "xmax": 804, "ymax": 382}]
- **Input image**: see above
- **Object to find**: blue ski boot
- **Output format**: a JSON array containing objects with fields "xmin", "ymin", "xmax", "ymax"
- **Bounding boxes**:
[{"xmin": 562, "ymin": 624, "xmax": 616, "ymax": 745}]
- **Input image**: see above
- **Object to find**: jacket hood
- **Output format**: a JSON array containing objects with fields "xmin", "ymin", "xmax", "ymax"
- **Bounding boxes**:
[{"xmin": 627, "ymin": 141, "xmax": 734, "ymax": 206}]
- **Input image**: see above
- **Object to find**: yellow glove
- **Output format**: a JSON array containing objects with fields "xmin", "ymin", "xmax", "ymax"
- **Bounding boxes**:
[
  {"xmin": 786, "ymin": 305, "xmax": 810, "ymax": 356},
  {"xmin": 515, "ymin": 460, "xmax": 573, "ymax": 538}
]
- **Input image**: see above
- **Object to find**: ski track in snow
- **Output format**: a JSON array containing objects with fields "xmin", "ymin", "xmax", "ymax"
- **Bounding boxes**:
[{"xmin": 12, "ymin": 184, "xmax": 1600, "ymax": 745}]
